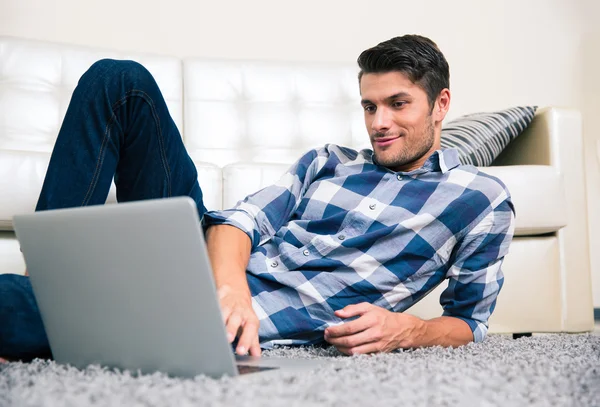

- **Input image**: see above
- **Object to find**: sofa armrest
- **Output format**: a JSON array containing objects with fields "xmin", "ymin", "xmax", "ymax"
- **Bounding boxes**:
[
  {"xmin": 495, "ymin": 107, "xmax": 594, "ymax": 331},
  {"xmin": 493, "ymin": 107, "xmax": 578, "ymax": 167}
]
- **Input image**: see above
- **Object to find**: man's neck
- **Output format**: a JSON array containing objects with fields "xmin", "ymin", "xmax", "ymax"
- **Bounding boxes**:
[{"xmin": 389, "ymin": 142, "xmax": 441, "ymax": 173}]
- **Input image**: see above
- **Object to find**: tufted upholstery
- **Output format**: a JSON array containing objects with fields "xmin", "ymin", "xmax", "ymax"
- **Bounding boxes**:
[
  {"xmin": 0, "ymin": 37, "xmax": 183, "ymax": 153},
  {"xmin": 183, "ymin": 60, "xmax": 369, "ymax": 168},
  {"xmin": 0, "ymin": 36, "xmax": 594, "ymax": 334}
]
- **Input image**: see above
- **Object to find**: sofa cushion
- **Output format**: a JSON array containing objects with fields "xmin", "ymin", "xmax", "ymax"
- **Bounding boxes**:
[
  {"xmin": 441, "ymin": 106, "xmax": 538, "ymax": 167},
  {"xmin": 192, "ymin": 161, "xmax": 223, "ymax": 212},
  {"xmin": 482, "ymin": 165, "xmax": 567, "ymax": 235},
  {"xmin": 0, "ymin": 150, "xmax": 116, "ymax": 231},
  {"xmin": 222, "ymin": 162, "xmax": 566, "ymax": 237},
  {"xmin": 0, "ymin": 149, "xmax": 222, "ymax": 231},
  {"xmin": 0, "ymin": 150, "xmax": 49, "ymax": 230},
  {"xmin": 0, "ymin": 231, "xmax": 25, "ymax": 274},
  {"xmin": 222, "ymin": 163, "xmax": 292, "ymax": 209}
]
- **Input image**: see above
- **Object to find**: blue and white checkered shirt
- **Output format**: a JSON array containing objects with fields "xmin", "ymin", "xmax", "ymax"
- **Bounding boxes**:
[{"xmin": 203, "ymin": 145, "xmax": 515, "ymax": 348}]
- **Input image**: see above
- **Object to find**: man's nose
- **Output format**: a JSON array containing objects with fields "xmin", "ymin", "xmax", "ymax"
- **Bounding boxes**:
[{"xmin": 372, "ymin": 107, "xmax": 392, "ymax": 132}]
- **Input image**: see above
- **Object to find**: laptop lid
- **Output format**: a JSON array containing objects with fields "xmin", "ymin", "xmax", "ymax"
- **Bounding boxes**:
[{"xmin": 13, "ymin": 197, "xmax": 239, "ymax": 378}]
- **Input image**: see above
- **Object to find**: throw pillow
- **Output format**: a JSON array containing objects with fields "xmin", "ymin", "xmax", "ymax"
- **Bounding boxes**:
[{"xmin": 440, "ymin": 106, "xmax": 538, "ymax": 167}]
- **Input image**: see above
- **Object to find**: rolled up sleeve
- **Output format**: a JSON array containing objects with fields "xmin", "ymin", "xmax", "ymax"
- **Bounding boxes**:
[
  {"xmin": 202, "ymin": 147, "xmax": 330, "ymax": 250},
  {"xmin": 440, "ymin": 198, "xmax": 516, "ymax": 343}
]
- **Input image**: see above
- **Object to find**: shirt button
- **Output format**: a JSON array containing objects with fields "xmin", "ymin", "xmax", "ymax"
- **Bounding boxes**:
[
  {"xmin": 270, "ymin": 261, "xmax": 278, "ymax": 268},
  {"xmin": 369, "ymin": 203, "xmax": 376, "ymax": 210},
  {"xmin": 397, "ymin": 174, "xmax": 403, "ymax": 181},
  {"xmin": 303, "ymin": 249, "xmax": 310, "ymax": 256},
  {"xmin": 338, "ymin": 235, "xmax": 345, "ymax": 240}
]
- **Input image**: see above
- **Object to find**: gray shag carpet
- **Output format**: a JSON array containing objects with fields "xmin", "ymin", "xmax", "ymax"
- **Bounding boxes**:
[{"xmin": 1, "ymin": 334, "xmax": 599, "ymax": 407}]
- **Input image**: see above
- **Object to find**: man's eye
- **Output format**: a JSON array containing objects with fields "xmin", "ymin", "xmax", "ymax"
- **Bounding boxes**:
[
  {"xmin": 393, "ymin": 101, "xmax": 406, "ymax": 108},
  {"xmin": 364, "ymin": 105, "xmax": 376, "ymax": 113}
]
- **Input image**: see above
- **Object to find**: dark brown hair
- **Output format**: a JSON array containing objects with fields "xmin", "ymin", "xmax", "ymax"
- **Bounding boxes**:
[{"xmin": 357, "ymin": 35, "xmax": 450, "ymax": 110}]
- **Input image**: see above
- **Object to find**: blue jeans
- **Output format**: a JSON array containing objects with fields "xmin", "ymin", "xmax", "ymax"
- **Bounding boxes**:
[{"xmin": 0, "ymin": 59, "xmax": 207, "ymax": 360}]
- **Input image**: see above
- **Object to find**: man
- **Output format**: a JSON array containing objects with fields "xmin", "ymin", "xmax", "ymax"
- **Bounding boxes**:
[{"xmin": 0, "ymin": 35, "xmax": 514, "ymax": 362}]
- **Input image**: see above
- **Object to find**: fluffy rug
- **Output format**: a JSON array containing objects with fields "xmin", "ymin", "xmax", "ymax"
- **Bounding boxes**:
[{"xmin": 1, "ymin": 334, "xmax": 599, "ymax": 407}]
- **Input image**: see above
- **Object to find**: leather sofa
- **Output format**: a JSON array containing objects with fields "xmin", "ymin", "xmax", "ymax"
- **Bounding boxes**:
[{"xmin": 0, "ymin": 36, "xmax": 594, "ymax": 335}]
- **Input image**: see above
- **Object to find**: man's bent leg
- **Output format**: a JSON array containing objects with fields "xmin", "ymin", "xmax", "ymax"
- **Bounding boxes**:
[
  {"xmin": 36, "ymin": 58, "xmax": 207, "ymax": 214},
  {"xmin": 0, "ymin": 275, "xmax": 51, "ymax": 361},
  {"xmin": 2, "ymin": 59, "xmax": 208, "ymax": 361}
]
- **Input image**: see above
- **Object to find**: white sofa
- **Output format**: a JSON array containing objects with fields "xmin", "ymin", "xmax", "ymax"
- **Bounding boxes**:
[{"xmin": 0, "ymin": 36, "xmax": 594, "ymax": 335}]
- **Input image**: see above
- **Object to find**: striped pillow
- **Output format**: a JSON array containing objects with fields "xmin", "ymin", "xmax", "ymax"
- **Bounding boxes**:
[{"xmin": 440, "ymin": 106, "xmax": 537, "ymax": 167}]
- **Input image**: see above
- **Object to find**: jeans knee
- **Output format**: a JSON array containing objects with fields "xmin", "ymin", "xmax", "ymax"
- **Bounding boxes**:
[
  {"xmin": 81, "ymin": 59, "xmax": 157, "ymax": 94},
  {"xmin": 88, "ymin": 58, "xmax": 119, "ymax": 72}
]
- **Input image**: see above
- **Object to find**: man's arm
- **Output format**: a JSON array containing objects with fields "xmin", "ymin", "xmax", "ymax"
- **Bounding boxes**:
[
  {"xmin": 202, "ymin": 147, "xmax": 331, "ymax": 355},
  {"xmin": 205, "ymin": 224, "xmax": 259, "ymax": 356},
  {"xmin": 414, "ymin": 315, "xmax": 473, "ymax": 347},
  {"xmin": 326, "ymin": 197, "xmax": 515, "ymax": 354},
  {"xmin": 206, "ymin": 225, "xmax": 252, "ymax": 294},
  {"xmin": 438, "ymin": 198, "xmax": 515, "ymax": 343}
]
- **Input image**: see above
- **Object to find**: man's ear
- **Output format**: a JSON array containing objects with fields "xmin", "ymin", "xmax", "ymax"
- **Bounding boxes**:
[{"xmin": 433, "ymin": 89, "xmax": 451, "ymax": 123}]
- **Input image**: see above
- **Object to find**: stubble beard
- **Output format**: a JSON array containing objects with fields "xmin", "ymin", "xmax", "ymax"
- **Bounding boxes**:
[{"xmin": 373, "ymin": 117, "xmax": 435, "ymax": 170}]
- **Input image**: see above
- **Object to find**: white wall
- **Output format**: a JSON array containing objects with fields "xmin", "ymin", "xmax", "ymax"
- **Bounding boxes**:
[
  {"xmin": 576, "ymin": 0, "xmax": 600, "ymax": 309},
  {"xmin": 2, "ymin": 0, "xmax": 599, "ymax": 306},
  {"xmin": 0, "ymin": 0, "xmax": 585, "ymax": 119},
  {"xmin": 583, "ymin": 37, "xmax": 600, "ymax": 309}
]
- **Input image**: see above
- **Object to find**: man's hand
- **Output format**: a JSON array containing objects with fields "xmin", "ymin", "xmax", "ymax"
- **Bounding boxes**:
[
  {"xmin": 217, "ymin": 284, "xmax": 261, "ymax": 357},
  {"xmin": 205, "ymin": 225, "xmax": 261, "ymax": 357},
  {"xmin": 324, "ymin": 302, "xmax": 425, "ymax": 355}
]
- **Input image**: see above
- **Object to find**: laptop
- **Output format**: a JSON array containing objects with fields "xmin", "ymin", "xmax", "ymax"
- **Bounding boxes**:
[{"xmin": 13, "ymin": 197, "xmax": 323, "ymax": 378}]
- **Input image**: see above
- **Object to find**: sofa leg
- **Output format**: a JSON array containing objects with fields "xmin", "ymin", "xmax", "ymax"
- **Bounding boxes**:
[{"xmin": 512, "ymin": 333, "xmax": 532, "ymax": 339}]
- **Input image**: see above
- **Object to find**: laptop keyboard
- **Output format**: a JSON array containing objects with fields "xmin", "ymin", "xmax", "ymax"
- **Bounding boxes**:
[{"xmin": 237, "ymin": 364, "xmax": 279, "ymax": 375}]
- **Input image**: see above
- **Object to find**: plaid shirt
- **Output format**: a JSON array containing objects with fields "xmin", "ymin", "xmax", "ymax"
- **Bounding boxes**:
[{"xmin": 203, "ymin": 145, "xmax": 515, "ymax": 348}]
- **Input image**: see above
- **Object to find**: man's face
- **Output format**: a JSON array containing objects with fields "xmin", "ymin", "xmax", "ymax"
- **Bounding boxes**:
[{"xmin": 360, "ymin": 72, "xmax": 438, "ymax": 172}]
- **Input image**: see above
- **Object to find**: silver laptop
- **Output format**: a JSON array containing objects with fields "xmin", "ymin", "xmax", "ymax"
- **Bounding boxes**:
[{"xmin": 13, "ymin": 197, "xmax": 322, "ymax": 378}]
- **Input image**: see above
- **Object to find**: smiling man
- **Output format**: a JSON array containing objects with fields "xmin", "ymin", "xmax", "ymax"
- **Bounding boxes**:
[
  {"xmin": 202, "ymin": 35, "xmax": 515, "ymax": 356},
  {"xmin": 0, "ymin": 35, "xmax": 514, "ymax": 361}
]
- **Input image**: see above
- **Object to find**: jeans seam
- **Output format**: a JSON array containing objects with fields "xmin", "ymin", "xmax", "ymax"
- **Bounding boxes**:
[
  {"xmin": 81, "ymin": 90, "xmax": 172, "ymax": 205},
  {"xmin": 81, "ymin": 112, "xmax": 117, "ymax": 206},
  {"xmin": 130, "ymin": 89, "xmax": 172, "ymax": 197}
]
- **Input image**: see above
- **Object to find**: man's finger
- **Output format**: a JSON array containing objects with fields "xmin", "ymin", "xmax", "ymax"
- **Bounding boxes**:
[
  {"xmin": 325, "ymin": 328, "xmax": 378, "ymax": 349},
  {"xmin": 249, "ymin": 336, "xmax": 262, "ymax": 357},
  {"xmin": 325, "ymin": 314, "xmax": 373, "ymax": 339},
  {"xmin": 334, "ymin": 302, "xmax": 372, "ymax": 318},
  {"xmin": 335, "ymin": 347, "xmax": 352, "ymax": 356},
  {"xmin": 236, "ymin": 318, "xmax": 259, "ymax": 355},
  {"xmin": 225, "ymin": 313, "xmax": 243, "ymax": 343},
  {"xmin": 344, "ymin": 341, "xmax": 381, "ymax": 355}
]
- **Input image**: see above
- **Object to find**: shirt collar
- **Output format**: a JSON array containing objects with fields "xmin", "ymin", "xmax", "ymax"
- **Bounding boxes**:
[
  {"xmin": 426, "ymin": 148, "xmax": 461, "ymax": 174},
  {"xmin": 373, "ymin": 148, "xmax": 461, "ymax": 175}
]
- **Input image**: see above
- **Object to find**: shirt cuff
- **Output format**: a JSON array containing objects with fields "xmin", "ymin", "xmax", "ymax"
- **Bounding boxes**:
[
  {"xmin": 443, "ymin": 313, "xmax": 489, "ymax": 343},
  {"xmin": 202, "ymin": 209, "xmax": 260, "ymax": 248}
]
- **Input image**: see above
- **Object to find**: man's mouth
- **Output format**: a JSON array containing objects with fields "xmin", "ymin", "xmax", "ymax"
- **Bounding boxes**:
[{"xmin": 373, "ymin": 136, "xmax": 400, "ymax": 147}]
